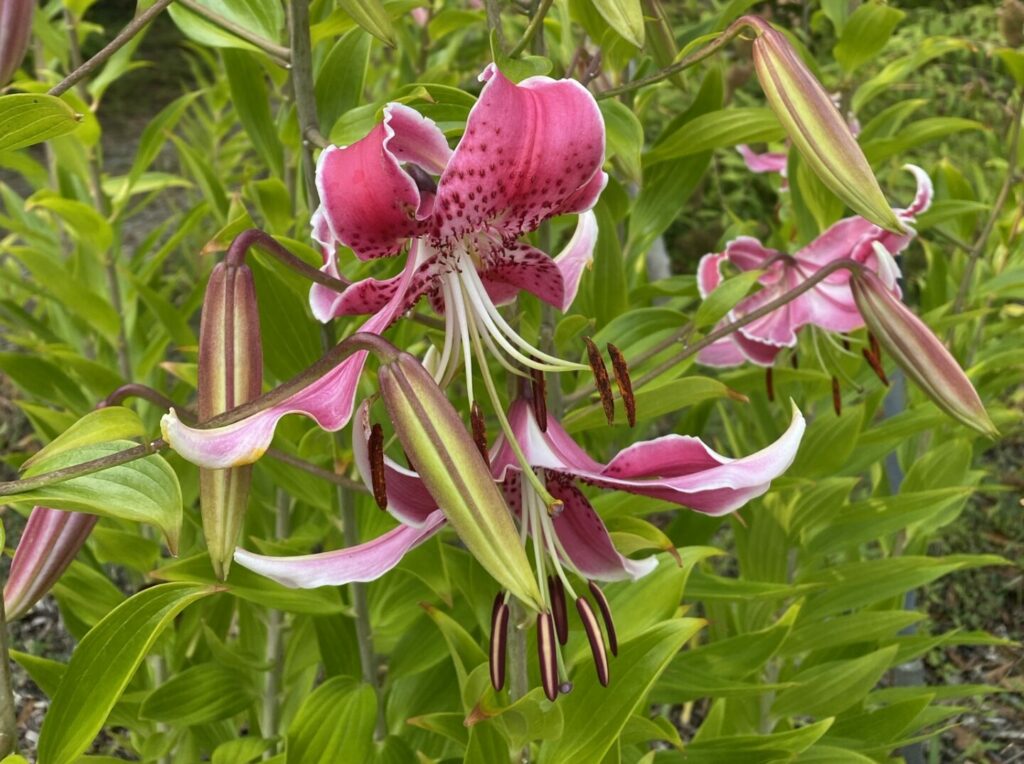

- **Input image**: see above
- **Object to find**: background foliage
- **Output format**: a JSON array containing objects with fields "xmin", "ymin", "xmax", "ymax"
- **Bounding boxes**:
[{"xmin": 0, "ymin": 0, "xmax": 1021, "ymax": 762}]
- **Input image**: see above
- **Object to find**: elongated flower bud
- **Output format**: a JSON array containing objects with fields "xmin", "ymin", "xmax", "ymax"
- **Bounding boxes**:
[
  {"xmin": 851, "ymin": 269, "xmax": 997, "ymax": 437},
  {"xmin": 0, "ymin": 0, "xmax": 33, "ymax": 86},
  {"xmin": 198, "ymin": 259, "xmax": 263, "ymax": 580},
  {"xmin": 4, "ymin": 507, "xmax": 98, "ymax": 620},
  {"xmin": 377, "ymin": 352, "xmax": 543, "ymax": 610},
  {"xmin": 744, "ymin": 16, "xmax": 904, "ymax": 233}
]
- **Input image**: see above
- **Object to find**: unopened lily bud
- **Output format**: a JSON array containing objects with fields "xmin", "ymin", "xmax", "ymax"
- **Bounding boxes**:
[
  {"xmin": 377, "ymin": 352, "xmax": 543, "ymax": 610},
  {"xmin": 744, "ymin": 16, "xmax": 904, "ymax": 233},
  {"xmin": 850, "ymin": 268, "xmax": 997, "ymax": 437},
  {"xmin": 198, "ymin": 259, "xmax": 263, "ymax": 580},
  {"xmin": 0, "ymin": 0, "xmax": 33, "ymax": 86},
  {"xmin": 4, "ymin": 507, "xmax": 98, "ymax": 620}
]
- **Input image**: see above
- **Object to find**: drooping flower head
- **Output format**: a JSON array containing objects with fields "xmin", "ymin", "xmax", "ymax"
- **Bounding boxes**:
[
  {"xmin": 234, "ymin": 396, "xmax": 805, "ymax": 699},
  {"xmin": 163, "ymin": 63, "xmax": 606, "ymax": 470},
  {"xmin": 697, "ymin": 165, "xmax": 933, "ymax": 369}
]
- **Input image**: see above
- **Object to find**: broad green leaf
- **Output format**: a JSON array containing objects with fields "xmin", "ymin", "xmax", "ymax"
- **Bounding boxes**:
[
  {"xmin": 772, "ymin": 646, "xmax": 898, "ymax": 718},
  {"xmin": 11, "ymin": 441, "xmax": 182, "ymax": 553},
  {"xmin": 337, "ymin": 0, "xmax": 396, "ymax": 46},
  {"xmin": 646, "ymin": 108, "xmax": 784, "ymax": 165},
  {"xmin": 26, "ymin": 193, "xmax": 114, "ymax": 252},
  {"xmin": 22, "ymin": 408, "xmax": 145, "ymax": 470},
  {"xmin": 863, "ymin": 117, "xmax": 985, "ymax": 164},
  {"xmin": 833, "ymin": 3, "xmax": 904, "ymax": 74},
  {"xmin": 212, "ymin": 738, "xmax": 275, "ymax": 764},
  {"xmin": 780, "ymin": 610, "xmax": 925, "ymax": 656},
  {"xmin": 600, "ymin": 99, "xmax": 644, "ymax": 181},
  {"xmin": 660, "ymin": 718, "xmax": 834, "ymax": 762},
  {"xmin": 589, "ymin": 200, "xmax": 629, "ymax": 327},
  {"xmin": 315, "ymin": 27, "xmax": 371, "ymax": 135},
  {"xmin": 852, "ymin": 38, "xmax": 970, "ymax": 112},
  {"xmin": 153, "ymin": 554, "xmax": 346, "ymax": 614},
  {"xmin": 36, "ymin": 583, "xmax": 216, "ymax": 764},
  {"xmin": 591, "ymin": 0, "xmax": 644, "ymax": 47},
  {"xmin": 0, "ymin": 94, "xmax": 82, "ymax": 152},
  {"xmin": 693, "ymin": 270, "xmax": 763, "ymax": 328},
  {"xmin": 140, "ymin": 662, "xmax": 257, "ymax": 725},
  {"xmin": 223, "ymin": 49, "xmax": 284, "ymax": 177},
  {"xmin": 540, "ymin": 619, "xmax": 704, "ymax": 763},
  {"xmin": 286, "ymin": 677, "xmax": 377, "ymax": 763},
  {"xmin": 167, "ymin": 0, "xmax": 284, "ymax": 51},
  {"xmin": 563, "ymin": 375, "xmax": 737, "ymax": 432}
]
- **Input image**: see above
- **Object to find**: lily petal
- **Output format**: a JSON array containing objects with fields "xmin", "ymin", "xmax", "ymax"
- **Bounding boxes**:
[
  {"xmin": 309, "ymin": 249, "xmax": 439, "ymax": 323},
  {"xmin": 432, "ymin": 64, "xmax": 607, "ymax": 244},
  {"xmin": 233, "ymin": 509, "xmax": 446, "ymax": 588},
  {"xmin": 163, "ymin": 247, "xmax": 420, "ymax": 469},
  {"xmin": 315, "ymin": 103, "xmax": 452, "ymax": 261},
  {"xmin": 352, "ymin": 401, "xmax": 439, "ymax": 527},
  {"xmin": 505, "ymin": 399, "xmax": 805, "ymax": 516},
  {"xmin": 546, "ymin": 478, "xmax": 658, "ymax": 582},
  {"xmin": 480, "ymin": 209, "xmax": 599, "ymax": 311},
  {"xmin": 737, "ymin": 145, "xmax": 788, "ymax": 176}
]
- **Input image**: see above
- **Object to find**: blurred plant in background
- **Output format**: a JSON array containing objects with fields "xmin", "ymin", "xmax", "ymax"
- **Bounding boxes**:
[{"xmin": 0, "ymin": 0, "xmax": 1020, "ymax": 762}]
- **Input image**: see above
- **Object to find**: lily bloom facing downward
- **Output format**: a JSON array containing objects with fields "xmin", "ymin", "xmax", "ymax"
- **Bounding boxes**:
[
  {"xmin": 163, "ymin": 63, "xmax": 605, "ymax": 470},
  {"xmin": 697, "ymin": 165, "xmax": 933, "ymax": 369},
  {"xmin": 235, "ymin": 399, "xmax": 805, "ymax": 700}
]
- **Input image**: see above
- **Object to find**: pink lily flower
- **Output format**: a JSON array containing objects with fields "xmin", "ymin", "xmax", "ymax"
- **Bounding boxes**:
[
  {"xmin": 234, "ymin": 398, "xmax": 803, "ymax": 696},
  {"xmin": 163, "ymin": 64, "xmax": 605, "ymax": 469},
  {"xmin": 235, "ymin": 399, "xmax": 804, "ymax": 586},
  {"xmin": 697, "ymin": 164, "xmax": 933, "ymax": 368}
]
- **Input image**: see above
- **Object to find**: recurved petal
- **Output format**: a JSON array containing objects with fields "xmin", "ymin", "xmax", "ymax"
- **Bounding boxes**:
[
  {"xmin": 234, "ymin": 509, "xmax": 447, "ymax": 588},
  {"xmin": 493, "ymin": 399, "xmax": 604, "ymax": 481},
  {"xmin": 579, "ymin": 403, "xmax": 806, "ymax": 515},
  {"xmin": 696, "ymin": 336, "xmax": 748, "ymax": 368},
  {"xmin": 546, "ymin": 478, "xmax": 658, "ymax": 582},
  {"xmin": 431, "ymin": 64, "xmax": 607, "ymax": 243},
  {"xmin": 309, "ymin": 250, "xmax": 439, "ymax": 323},
  {"xmin": 737, "ymin": 144, "xmax": 789, "ymax": 176},
  {"xmin": 352, "ymin": 401, "xmax": 439, "ymax": 527},
  {"xmin": 163, "ymin": 250, "xmax": 420, "ymax": 469},
  {"xmin": 315, "ymin": 103, "xmax": 451, "ymax": 260},
  {"xmin": 482, "ymin": 210, "xmax": 598, "ymax": 311}
]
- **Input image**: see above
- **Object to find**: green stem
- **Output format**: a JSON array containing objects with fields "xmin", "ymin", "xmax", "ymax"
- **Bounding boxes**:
[
  {"xmin": 0, "ymin": 595, "xmax": 18, "ymax": 757},
  {"xmin": 322, "ymin": 328, "xmax": 387, "ymax": 741},
  {"xmin": 595, "ymin": 21, "xmax": 746, "ymax": 100},
  {"xmin": 288, "ymin": 0, "xmax": 324, "ymax": 208},
  {"xmin": 508, "ymin": 0, "xmax": 554, "ymax": 57},
  {"xmin": 950, "ymin": 94, "xmax": 1023, "ymax": 316},
  {"xmin": 261, "ymin": 490, "xmax": 290, "ymax": 749},
  {"xmin": 49, "ymin": 0, "xmax": 176, "ymax": 96}
]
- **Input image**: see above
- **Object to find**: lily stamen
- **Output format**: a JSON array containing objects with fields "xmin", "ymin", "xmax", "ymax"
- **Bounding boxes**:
[
  {"xmin": 584, "ymin": 337, "xmax": 615, "ymax": 425},
  {"xmin": 607, "ymin": 342, "xmax": 636, "ymax": 427},
  {"xmin": 368, "ymin": 423, "xmax": 388, "ymax": 510}
]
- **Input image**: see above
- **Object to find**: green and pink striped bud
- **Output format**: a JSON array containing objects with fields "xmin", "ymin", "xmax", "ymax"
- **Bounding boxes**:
[
  {"xmin": 198, "ymin": 257, "xmax": 263, "ymax": 580},
  {"xmin": 850, "ymin": 267, "xmax": 998, "ymax": 437},
  {"xmin": 743, "ymin": 16, "xmax": 904, "ymax": 233},
  {"xmin": 4, "ymin": 507, "xmax": 97, "ymax": 620},
  {"xmin": 0, "ymin": 0, "xmax": 33, "ymax": 85}
]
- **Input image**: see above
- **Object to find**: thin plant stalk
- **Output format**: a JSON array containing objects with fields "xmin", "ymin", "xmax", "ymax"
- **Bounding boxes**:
[
  {"xmin": 48, "ymin": 0, "xmax": 176, "ymax": 96},
  {"xmin": 261, "ymin": 489, "xmax": 291, "ymax": 750},
  {"xmin": 0, "ymin": 594, "xmax": 18, "ymax": 757}
]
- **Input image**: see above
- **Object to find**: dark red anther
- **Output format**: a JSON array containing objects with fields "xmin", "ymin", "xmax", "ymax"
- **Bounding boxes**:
[
  {"xmin": 576, "ymin": 597, "xmax": 609, "ymax": 687},
  {"xmin": 588, "ymin": 581, "xmax": 617, "ymax": 656},
  {"xmin": 869, "ymin": 331, "xmax": 882, "ymax": 361},
  {"xmin": 832, "ymin": 376, "xmax": 842, "ymax": 416},
  {"xmin": 489, "ymin": 593, "xmax": 509, "ymax": 691},
  {"xmin": 548, "ymin": 575, "xmax": 569, "ymax": 645},
  {"xmin": 537, "ymin": 612, "xmax": 558, "ymax": 701},
  {"xmin": 607, "ymin": 343, "xmax": 636, "ymax": 427},
  {"xmin": 471, "ymin": 401, "xmax": 489, "ymax": 462},
  {"xmin": 862, "ymin": 348, "xmax": 890, "ymax": 386},
  {"xmin": 530, "ymin": 367, "xmax": 548, "ymax": 432},
  {"xmin": 583, "ymin": 337, "xmax": 615, "ymax": 425},
  {"xmin": 368, "ymin": 423, "xmax": 387, "ymax": 510},
  {"xmin": 790, "ymin": 352, "xmax": 799, "ymax": 369},
  {"xmin": 765, "ymin": 367, "xmax": 775, "ymax": 402}
]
